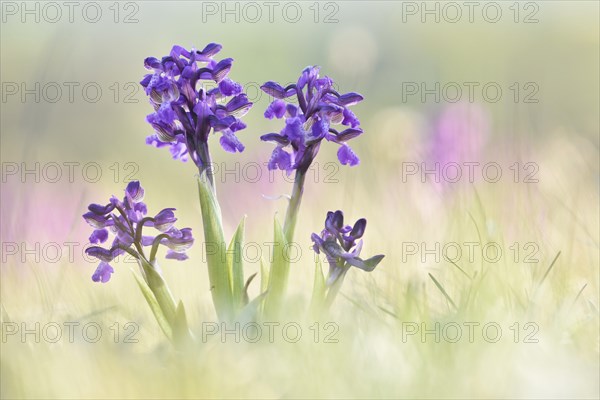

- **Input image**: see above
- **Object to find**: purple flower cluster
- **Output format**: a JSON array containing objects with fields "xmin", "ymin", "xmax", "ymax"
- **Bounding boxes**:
[
  {"xmin": 82, "ymin": 181, "xmax": 194, "ymax": 283},
  {"xmin": 141, "ymin": 44, "xmax": 252, "ymax": 170},
  {"xmin": 261, "ymin": 66, "xmax": 364, "ymax": 173},
  {"xmin": 311, "ymin": 210, "xmax": 384, "ymax": 286}
]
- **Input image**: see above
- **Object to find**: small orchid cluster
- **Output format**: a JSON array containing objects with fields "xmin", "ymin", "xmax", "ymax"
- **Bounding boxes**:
[
  {"xmin": 311, "ymin": 211, "xmax": 384, "ymax": 309},
  {"xmin": 83, "ymin": 43, "xmax": 384, "ymax": 344},
  {"xmin": 261, "ymin": 66, "xmax": 363, "ymax": 174},
  {"xmin": 83, "ymin": 181, "xmax": 194, "ymax": 343},
  {"xmin": 312, "ymin": 211, "xmax": 384, "ymax": 286},
  {"xmin": 83, "ymin": 181, "xmax": 194, "ymax": 282}
]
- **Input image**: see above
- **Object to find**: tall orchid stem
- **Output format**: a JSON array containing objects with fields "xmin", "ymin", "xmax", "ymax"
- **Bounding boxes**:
[
  {"xmin": 196, "ymin": 167, "xmax": 232, "ymax": 322},
  {"xmin": 263, "ymin": 170, "xmax": 307, "ymax": 320},
  {"xmin": 195, "ymin": 141, "xmax": 234, "ymax": 321},
  {"xmin": 283, "ymin": 170, "xmax": 306, "ymax": 244},
  {"xmin": 197, "ymin": 142, "xmax": 216, "ymax": 193}
]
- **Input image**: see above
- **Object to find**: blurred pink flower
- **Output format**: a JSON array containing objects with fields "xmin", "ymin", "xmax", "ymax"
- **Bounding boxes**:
[
  {"xmin": 1, "ymin": 182, "xmax": 90, "ymax": 267},
  {"xmin": 429, "ymin": 102, "xmax": 491, "ymax": 167}
]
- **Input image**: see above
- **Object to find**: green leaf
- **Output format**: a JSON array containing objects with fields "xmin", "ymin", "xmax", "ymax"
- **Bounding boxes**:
[
  {"xmin": 227, "ymin": 215, "xmax": 246, "ymax": 310},
  {"xmin": 197, "ymin": 173, "xmax": 232, "ymax": 321},
  {"xmin": 263, "ymin": 215, "xmax": 289, "ymax": 319},
  {"xmin": 139, "ymin": 258, "xmax": 177, "ymax": 323},
  {"xmin": 132, "ymin": 270, "xmax": 172, "ymax": 340},
  {"xmin": 260, "ymin": 257, "xmax": 269, "ymax": 294},
  {"xmin": 172, "ymin": 300, "xmax": 193, "ymax": 349},
  {"xmin": 259, "ymin": 258, "xmax": 269, "ymax": 317},
  {"xmin": 309, "ymin": 257, "xmax": 326, "ymax": 319},
  {"xmin": 237, "ymin": 291, "xmax": 268, "ymax": 325}
]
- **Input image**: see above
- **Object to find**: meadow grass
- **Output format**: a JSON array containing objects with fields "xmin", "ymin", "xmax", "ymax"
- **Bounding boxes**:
[{"xmin": 1, "ymin": 155, "xmax": 598, "ymax": 399}]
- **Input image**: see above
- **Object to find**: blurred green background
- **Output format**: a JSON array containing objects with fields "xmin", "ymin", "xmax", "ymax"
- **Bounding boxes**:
[{"xmin": 1, "ymin": 1, "xmax": 599, "ymax": 398}]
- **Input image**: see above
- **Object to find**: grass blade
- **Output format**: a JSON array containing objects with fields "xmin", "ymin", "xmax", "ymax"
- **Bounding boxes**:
[
  {"xmin": 428, "ymin": 273, "xmax": 457, "ymax": 310},
  {"xmin": 539, "ymin": 251, "xmax": 561, "ymax": 286},
  {"xmin": 444, "ymin": 256, "xmax": 472, "ymax": 280}
]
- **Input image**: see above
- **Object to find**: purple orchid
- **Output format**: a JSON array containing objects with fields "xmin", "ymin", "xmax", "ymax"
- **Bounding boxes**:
[
  {"xmin": 83, "ymin": 181, "xmax": 194, "ymax": 283},
  {"xmin": 141, "ymin": 44, "xmax": 252, "ymax": 174},
  {"xmin": 261, "ymin": 66, "xmax": 364, "ymax": 173},
  {"xmin": 311, "ymin": 210, "xmax": 384, "ymax": 286}
]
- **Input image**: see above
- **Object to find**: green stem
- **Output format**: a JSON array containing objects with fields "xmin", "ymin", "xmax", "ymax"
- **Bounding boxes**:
[
  {"xmin": 323, "ymin": 265, "xmax": 349, "ymax": 311},
  {"xmin": 197, "ymin": 142, "xmax": 216, "ymax": 194},
  {"xmin": 263, "ymin": 171, "xmax": 307, "ymax": 320},
  {"xmin": 283, "ymin": 170, "xmax": 306, "ymax": 244}
]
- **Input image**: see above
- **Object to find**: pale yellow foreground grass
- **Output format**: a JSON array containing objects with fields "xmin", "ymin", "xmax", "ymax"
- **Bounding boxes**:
[{"xmin": 1, "ymin": 134, "xmax": 598, "ymax": 399}]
